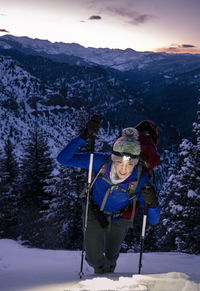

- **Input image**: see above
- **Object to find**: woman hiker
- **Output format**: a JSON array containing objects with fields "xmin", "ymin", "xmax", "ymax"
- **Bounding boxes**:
[{"xmin": 57, "ymin": 114, "xmax": 160, "ymax": 274}]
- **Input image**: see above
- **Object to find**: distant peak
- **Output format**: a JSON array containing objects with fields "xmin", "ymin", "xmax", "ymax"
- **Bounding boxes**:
[{"xmin": 124, "ymin": 48, "xmax": 136, "ymax": 53}]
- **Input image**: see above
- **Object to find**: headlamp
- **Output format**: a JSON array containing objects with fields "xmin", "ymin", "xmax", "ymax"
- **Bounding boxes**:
[
  {"xmin": 122, "ymin": 155, "xmax": 131, "ymax": 161},
  {"xmin": 112, "ymin": 150, "xmax": 140, "ymax": 160}
]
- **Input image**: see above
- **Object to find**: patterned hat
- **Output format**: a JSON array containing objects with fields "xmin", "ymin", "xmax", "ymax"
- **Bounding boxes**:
[{"xmin": 112, "ymin": 128, "xmax": 141, "ymax": 160}]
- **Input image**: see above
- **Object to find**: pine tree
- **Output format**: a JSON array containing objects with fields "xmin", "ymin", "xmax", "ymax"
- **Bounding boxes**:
[
  {"xmin": 0, "ymin": 138, "xmax": 19, "ymax": 239},
  {"xmin": 66, "ymin": 165, "xmax": 86, "ymax": 249},
  {"xmin": 39, "ymin": 164, "xmax": 73, "ymax": 249},
  {"xmin": 158, "ymin": 100, "xmax": 200, "ymax": 253},
  {"xmin": 18, "ymin": 126, "xmax": 53, "ymax": 247},
  {"xmin": 39, "ymin": 107, "xmax": 90, "ymax": 250},
  {"xmin": 40, "ymin": 162, "xmax": 86, "ymax": 250}
]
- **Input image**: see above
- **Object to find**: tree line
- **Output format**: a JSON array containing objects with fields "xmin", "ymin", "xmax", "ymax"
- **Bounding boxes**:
[{"xmin": 0, "ymin": 126, "xmax": 85, "ymax": 249}]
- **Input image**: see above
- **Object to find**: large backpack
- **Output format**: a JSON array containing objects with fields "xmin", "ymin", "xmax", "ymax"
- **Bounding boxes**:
[
  {"xmin": 135, "ymin": 120, "xmax": 160, "ymax": 180},
  {"xmin": 135, "ymin": 120, "xmax": 159, "ymax": 146}
]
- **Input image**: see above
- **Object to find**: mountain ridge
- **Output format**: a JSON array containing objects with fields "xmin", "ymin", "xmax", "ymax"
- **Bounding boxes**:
[
  {"xmin": 1, "ymin": 34, "xmax": 200, "ymax": 73},
  {"xmin": 0, "ymin": 34, "xmax": 171, "ymax": 71},
  {"xmin": 0, "ymin": 34, "xmax": 199, "ymax": 151}
]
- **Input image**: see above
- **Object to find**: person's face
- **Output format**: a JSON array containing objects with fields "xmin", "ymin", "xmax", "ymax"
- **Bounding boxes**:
[{"xmin": 113, "ymin": 159, "xmax": 135, "ymax": 179}]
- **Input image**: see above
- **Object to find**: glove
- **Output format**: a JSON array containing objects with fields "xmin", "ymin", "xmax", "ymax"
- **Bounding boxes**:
[
  {"xmin": 80, "ymin": 114, "xmax": 102, "ymax": 140},
  {"xmin": 141, "ymin": 183, "xmax": 158, "ymax": 208}
]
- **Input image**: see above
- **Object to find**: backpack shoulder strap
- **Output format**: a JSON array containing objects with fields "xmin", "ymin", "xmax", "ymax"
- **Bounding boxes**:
[
  {"xmin": 79, "ymin": 155, "xmax": 111, "ymax": 198},
  {"xmin": 128, "ymin": 162, "xmax": 144, "ymax": 199},
  {"xmin": 91, "ymin": 155, "xmax": 111, "ymax": 187}
]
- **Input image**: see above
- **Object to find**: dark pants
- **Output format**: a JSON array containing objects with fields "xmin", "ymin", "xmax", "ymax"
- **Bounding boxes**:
[{"xmin": 84, "ymin": 208, "xmax": 130, "ymax": 268}]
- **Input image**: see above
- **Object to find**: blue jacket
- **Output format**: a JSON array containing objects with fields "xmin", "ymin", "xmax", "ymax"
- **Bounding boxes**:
[{"xmin": 57, "ymin": 136, "xmax": 160, "ymax": 225}]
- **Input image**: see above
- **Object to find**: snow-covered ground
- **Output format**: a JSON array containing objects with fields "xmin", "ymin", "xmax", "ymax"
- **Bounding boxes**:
[{"xmin": 0, "ymin": 239, "xmax": 199, "ymax": 291}]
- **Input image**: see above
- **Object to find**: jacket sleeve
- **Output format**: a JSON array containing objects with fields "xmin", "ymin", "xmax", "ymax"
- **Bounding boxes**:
[
  {"xmin": 136, "ymin": 172, "xmax": 160, "ymax": 225},
  {"xmin": 56, "ymin": 135, "xmax": 108, "ymax": 173}
]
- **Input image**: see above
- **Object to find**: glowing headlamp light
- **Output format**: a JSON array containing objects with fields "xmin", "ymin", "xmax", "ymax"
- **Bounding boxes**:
[
  {"xmin": 122, "ymin": 155, "xmax": 131, "ymax": 161},
  {"xmin": 112, "ymin": 150, "xmax": 140, "ymax": 160}
]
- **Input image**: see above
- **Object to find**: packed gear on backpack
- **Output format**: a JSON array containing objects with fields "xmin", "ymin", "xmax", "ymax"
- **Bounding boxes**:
[{"xmin": 135, "ymin": 120, "xmax": 159, "ymax": 146}]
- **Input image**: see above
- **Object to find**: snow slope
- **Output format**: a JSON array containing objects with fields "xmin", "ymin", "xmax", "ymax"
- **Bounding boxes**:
[{"xmin": 0, "ymin": 240, "xmax": 199, "ymax": 291}]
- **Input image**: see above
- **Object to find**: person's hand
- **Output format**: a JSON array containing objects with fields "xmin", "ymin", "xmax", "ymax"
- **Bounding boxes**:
[
  {"xmin": 141, "ymin": 183, "xmax": 158, "ymax": 208},
  {"xmin": 80, "ymin": 114, "xmax": 102, "ymax": 140}
]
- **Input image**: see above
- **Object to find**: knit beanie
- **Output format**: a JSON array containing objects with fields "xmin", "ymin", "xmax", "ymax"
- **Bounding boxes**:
[{"xmin": 112, "ymin": 127, "xmax": 141, "ymax": 160}]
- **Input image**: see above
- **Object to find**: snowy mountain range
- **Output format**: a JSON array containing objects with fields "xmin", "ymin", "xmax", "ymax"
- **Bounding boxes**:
[
  {"xmin": 0, "ymin": 34, "xmax": 167, "ymax": 71},
  {"xmin": 0, "ymin": 34, "xmax": 200, "ymax": 151},
  {"xmin": 1, "ymin": 34, "xmax": 200, "ymax": 72},
  {"xmin": 0, "ymin": 53, "xmax": 126, "ymax": 158}
]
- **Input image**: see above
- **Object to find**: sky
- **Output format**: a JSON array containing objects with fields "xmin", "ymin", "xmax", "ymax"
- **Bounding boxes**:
[
  {"xmin": 0, "ymin": 239, "xmax": 200, "ymax": 291},
  {"xmin": 0, "ymin": 0, "xmax": 200, "ymax": 53}
]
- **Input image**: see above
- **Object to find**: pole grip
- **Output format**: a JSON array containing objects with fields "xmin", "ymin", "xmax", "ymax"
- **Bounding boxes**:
[
  {"xmin": 144, "ymin": 203, "xmax": 148, "ymax": 215},
  {"xmin": 90, "ymin": 135, "xmax": 95, "ymax": 153}
]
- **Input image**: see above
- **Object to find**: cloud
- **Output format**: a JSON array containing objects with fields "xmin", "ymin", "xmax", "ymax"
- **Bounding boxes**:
[
  {"xmin": 0, "ymin": 29, "xmax": 9, "ymax": 33},
  {"xmin": 82, "ymin": 1, "xmax": 155, "ymax": 25},
  {"xmin": 104, "ymin": 6, "xmax": 155, "ymax": 25},
  {"xmin": 81, "ymin": 14, "xmax": 101, "ymax": 23},
  {"xmin": 182, "ymin": 44, "xmax": 196, "ymax": 48},
  {"xmin": 155, "ymin": 44, "xmax": 200, "ymax": 54},
  {"xmin": 133, "ymin": 14, "xmax": 154, "ymax": 24},
  {"xmin": 88, "ymin": 15, "xmax": 102, "ymax": 20}
]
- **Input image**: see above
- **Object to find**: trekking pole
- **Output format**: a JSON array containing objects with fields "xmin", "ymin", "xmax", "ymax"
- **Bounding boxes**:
[
  {"xmin": 79, "ymin": 134, "xmax": 95, "ymax": 279},
  {"xmin": 138, "ymin": 203, "xmax": 148, "ymax": 274}
]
